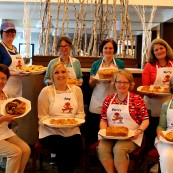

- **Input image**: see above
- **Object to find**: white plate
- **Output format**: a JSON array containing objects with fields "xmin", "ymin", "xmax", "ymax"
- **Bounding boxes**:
[
  {"xmin": 137, "ymin": 86, "xmax": 171, "ymax": 96},
  {"xmin": 92, "ymin": 76, "xmax": 111, "ymax": 82},
  {"xmin": 0, "ymin": 97, "xmax": 31, "ymax": 119},
  {"xmin": 30, "ymin": 70, "xmax": 46, "ymax": 75},
  {"xmin": 98, "ymin": 129, "xmax": 135, "ymax": 139},
  {"xmin": 160, "ymin": 131, "xmax": 173, "ymax": 144},
  {"xmin": 43, "ymin": 117, "xmax": 85, "ymax": 128}
]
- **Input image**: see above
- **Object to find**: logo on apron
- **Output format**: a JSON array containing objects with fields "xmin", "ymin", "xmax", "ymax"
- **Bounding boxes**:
[
  {"xmin": 112, "ymin": 112, "xmax": 123, "ymax": 124},
  {"xmin": 62, "ymin": 102, "xmax": 73, "ymax": 113},
  {"xmin": 162, "ymin": 74, "xmax": 171, "ymax": 84}
]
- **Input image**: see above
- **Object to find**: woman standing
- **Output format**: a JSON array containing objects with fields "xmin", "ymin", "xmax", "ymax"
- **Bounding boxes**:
[
  {"xmin": 142, "ymin": 38, "xmax": 173, "ymax": 117},
  {"xmin": 87, "ymin": 39, "xmax": 125, "ymax": 146},
  {"xmin": 98, "ymin": 70, "xmax": 149, "ymax": 173},
  {"xmin": 0, "ymin": 21, "xmax": 29, "ymax": 97},
  {"xmin": 44, "ymin": 36, "xmax": 83, "ymax": 86},
  {"xmin": 38, "ymin": 62, "xmax": 85, "ymax": 173},
  {"xmin": 0, "ymin": 64, "xmax": 30, "ymax": 173}
]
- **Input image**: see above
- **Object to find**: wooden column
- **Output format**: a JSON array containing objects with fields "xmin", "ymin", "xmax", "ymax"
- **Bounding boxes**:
[{"xmin": 160, "ymin": 22, "xmax": 173, "ymax": 49}]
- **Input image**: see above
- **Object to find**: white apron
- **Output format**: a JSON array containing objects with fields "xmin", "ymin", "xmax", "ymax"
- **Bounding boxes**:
[
  {"xmin": 155, "ymin": 99, "xmax": 173, "ymax": 144},
  {"xmin": 49, "ymin": 85, "xmax": 78, "ymax": 116},
  {"xmin": 0, "ymin": 93, "xmax": 15, "ymax": 140},
  {"xmin": 58, "ymin": 57, "xmax": 76, "ymax": 79},
  {"xmin": 107, "ymin": 93, "xmax": 143, "ymax": 146},
  {"xmin": 144, "ymin": 64, "xmax": 173, "ymax": 117},
  {"xmin": 89, "ymin": 58, "xmax": 118, "ymax": 114},
  {"xmin": 1, "ymin": 42, "xmax": 25, "ymax": 97},
  {"xmin": 39, "ymin": 85, "xmax": 81, "ymax": 138}
]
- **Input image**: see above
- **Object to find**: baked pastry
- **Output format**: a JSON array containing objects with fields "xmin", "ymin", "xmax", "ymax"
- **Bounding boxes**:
[
  {"xmin": 165, "ymin": 132, "xmax": 173, "ymax": 142},
  {"xmin": 67, "ymin": 79, "xmax": 79, "ymax": 85},
  {"xmin": 49, "ymin": 118, "xmax": 78, "ymax": 125},
  {"xmin": 98, "ymin": 69, "xmax": 116, "ymax": 79},
  {"xmin": 162, "ymin": 87, "xmax": 169, "ymax": 93},
  {"xmin": 5, "ymin": 99, "xmax": 26, "ymax": 116},
  {"xmin": 141, "ymin": 86, "xmax": 150, "ymax": 92},
  {"xmin": 106, "ymin": 126, "xmax": 129, "ymax": 136}
]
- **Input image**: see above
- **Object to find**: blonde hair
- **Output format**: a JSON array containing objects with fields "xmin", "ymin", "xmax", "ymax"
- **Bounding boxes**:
[
  {"xmin": 114, "ymin": 69, "xmax": 135, "ymax": 91},
  {"xmin": 50, "ymin": 62, "xmax": 68, "ymax": 83},
  {"xmin": 148, "ymin": 38, "xmax": 173, "ymax": 65}
]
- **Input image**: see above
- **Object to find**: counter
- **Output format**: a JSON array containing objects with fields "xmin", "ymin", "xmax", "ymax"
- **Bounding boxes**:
[
  {"xmin": 16, "ymin": 66, "xmax": 142, "ymax": 145},
  {"xmin": 17, "ymin": 68, "xmax": 142, "ymax": 145}
]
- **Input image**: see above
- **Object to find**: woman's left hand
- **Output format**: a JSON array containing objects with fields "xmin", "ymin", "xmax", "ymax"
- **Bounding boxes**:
[{"xmin": 130, "ymin": 129, "xmax": 142, "ymax": 140}]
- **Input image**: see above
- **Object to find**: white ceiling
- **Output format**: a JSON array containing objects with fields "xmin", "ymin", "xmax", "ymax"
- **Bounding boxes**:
[{"xmin": 1, "ymin": 1, "xmax": 173, "ymax": 36}]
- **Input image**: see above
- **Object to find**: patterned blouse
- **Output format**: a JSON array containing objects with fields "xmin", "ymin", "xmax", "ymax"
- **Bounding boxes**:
[{"xmin": 101, "ymin": 92, "xmax": 149, "ymax": 125}]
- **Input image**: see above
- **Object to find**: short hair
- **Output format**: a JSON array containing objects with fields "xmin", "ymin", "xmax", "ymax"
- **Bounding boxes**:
[
  {"xmin": 0, "ymin": 64, "xmax": 10, "ymax": 79},
  {"xmin": 99, "ymin": 39, "xmax": 117, "ymax": 54},
  {"xmin": 50, "ymin": 61, "xmax": 67, "ymax": 83},
  {"xmin": 148, "ymin": 38, "xmax": 173, "ymax": 65},
  {"xmin": 114, "ymin": 69, "xmax": 135, "ymax": 91},
  {"xmin": 56, "ymin": 36, "xmax": 73, "ymax": 50}
]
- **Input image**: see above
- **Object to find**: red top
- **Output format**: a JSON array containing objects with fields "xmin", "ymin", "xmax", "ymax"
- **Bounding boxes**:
[
  {"xmin": 142, "ymin": 60, "xmax": 173, "ymax": 86},
  {"xmin": 101, "ymin": 92, "xmax": 149, "ymax": 125}
]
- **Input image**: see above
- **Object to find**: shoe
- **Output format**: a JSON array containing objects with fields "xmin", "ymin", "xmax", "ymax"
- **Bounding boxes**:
[
  {"xmin": 50, "ymin": 153, "xmax": 57, "ymax": 166},
  {"xmin": 0, "ymin": 157, "xmax": 6, "ymax": 169},
  {"xmin": 150, "ymin": 163, "xmax": 158, "ymax": 173}
]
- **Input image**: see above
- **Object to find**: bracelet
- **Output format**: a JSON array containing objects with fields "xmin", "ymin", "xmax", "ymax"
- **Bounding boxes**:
[{"xmin": 137, "ymin": 128, "xmax": 143, "ymax": 133}]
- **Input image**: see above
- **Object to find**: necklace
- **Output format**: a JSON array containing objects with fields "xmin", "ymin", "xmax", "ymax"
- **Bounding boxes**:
[
  {"xmin": 103, "ymin": 59, "xmax": 113, "ymax": 67},
  {"xmin": 3, "ymin": 42, "xmax": 13, "ymax": 51},
  {"xmin": 158, "ymin": 61, "xmax": 168, "ymax": 67},
  {"xmin": 116, "ymin": 94, "xmax": 127, "ymax": 104},
  {"xmin": 61, "ymin": 57, "xmax": 69, "ymax": 65}
]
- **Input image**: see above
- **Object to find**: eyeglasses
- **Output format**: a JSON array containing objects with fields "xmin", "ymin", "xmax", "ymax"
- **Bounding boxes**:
[
  {"xmin": 4, "ymin": 29, "xmax": 16, "ymax": 34},
  {"xmin": 59, "ymin": 45, "xmax": 69, "ymax": 49},
  {"xmin": 115, "ymin": 81, "xmax": 130, "ymax": 85}
]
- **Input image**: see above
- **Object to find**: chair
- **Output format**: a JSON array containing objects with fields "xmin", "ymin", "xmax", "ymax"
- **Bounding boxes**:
[
  {"xmin": 143, "ymin": 148, "xmax": 160, "ymax": 173},
  {"xmin": 143, "ymin": 116, "xmax": 161, "ymax": 173},
  {"xmin": 31, "ymin": 140, "xmax": 55, "ymax": 173},
  {"xmin": 86, "ymin": 135, "xmax": 146, "ymax": 173},
  {"xmin": 31, "ymin": 137, "xmax": 86, "ymax": 173}
]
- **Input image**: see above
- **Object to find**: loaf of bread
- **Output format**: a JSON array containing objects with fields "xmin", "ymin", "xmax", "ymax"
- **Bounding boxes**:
[
  {"xmin": 106, "ymin": 126, "xmax": 128, "ymax": 136},
  {"xmin": 98, "ymin": 69, "xmax": 116, "ymax": 79},
  {"xmin": 165, "ymin": 132, "xmax": 173, "ymax": 142}
]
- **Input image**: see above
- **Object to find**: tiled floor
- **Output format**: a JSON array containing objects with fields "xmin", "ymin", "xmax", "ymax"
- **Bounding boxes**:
[{"xmin": 0, "ymin": 156, "xmax": 154, "ymax": 173}]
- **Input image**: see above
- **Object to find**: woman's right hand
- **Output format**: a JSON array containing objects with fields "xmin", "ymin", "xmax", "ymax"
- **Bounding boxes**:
[
  {"xmin": 157, "ymin": 130, "xmax": 164, "ymax": 139},
  {"xmin": 0, "ymin": 114, "xmax": 15, "ymax": 122}
]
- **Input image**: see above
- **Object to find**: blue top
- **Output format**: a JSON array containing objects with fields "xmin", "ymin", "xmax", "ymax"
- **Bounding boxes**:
[
  {"xmin": 0, "ymin": 43, "xmax": 18, "ymax": 66},
  {"xmin": 90, "ymin": 57, "xmax": 125, "ymax": 75},
  {"xmin": 44, "ymin": 57, "xmax": 83, "ymax": 85}
]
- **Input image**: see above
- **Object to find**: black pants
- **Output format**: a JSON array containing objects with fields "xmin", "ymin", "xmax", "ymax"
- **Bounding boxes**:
[
  {"xmin": 40, "ymin": 134, "xmax": 83, "ymax": 173},
  {"xmin": 85, "ymin": 112, "xmax": 101, "ymax": 148}
]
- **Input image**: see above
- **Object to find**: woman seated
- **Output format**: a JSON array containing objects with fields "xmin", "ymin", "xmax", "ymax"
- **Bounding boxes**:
[
  {"xmin": 0, "ymin": 64, "xmax": 30, "ymax": 173},
  {"xmin": 38, "ymin": 61, "xmax": 85, "ymax": 173},
  {"xmin": 156, "ymin": 76, "xmax": 173, "ymax": 173},
  {"xmin": 98, "ymin": 69, "xmax": 149, "ymax": 173}
]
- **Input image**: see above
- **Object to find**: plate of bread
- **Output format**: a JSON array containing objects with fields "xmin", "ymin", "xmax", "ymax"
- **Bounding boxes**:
[
  {"xmin": 17, "ymin": 65, "xmax": 47, "ymax": 75},
  {"xmin": 137, "ymin": 85, "xmax": 171, "ymax": 96},
  {"xmin": 43, "ymin": 117, "xmax": 85, "ymax": 128},
  {"xmin": 1, "ymin": 97, "xmax": 31, "ymax": 118},
  {"xmin": 93, "ymin": 76, "xmax": 112, "ymax": 82},
  {"xmin": 160, "ymin": 131, "xmax": 173, "ymax": 144},
  {"xmin": 93, "ymin": 69, "xmax": 116, "ymax": 82},
  {"xmin": 98, "ymin": 126, "xmax": 135, "ymax": 139},
  {"xmin": 67, "ymin": 79, "xmax": 82, "ymax": 86}
]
